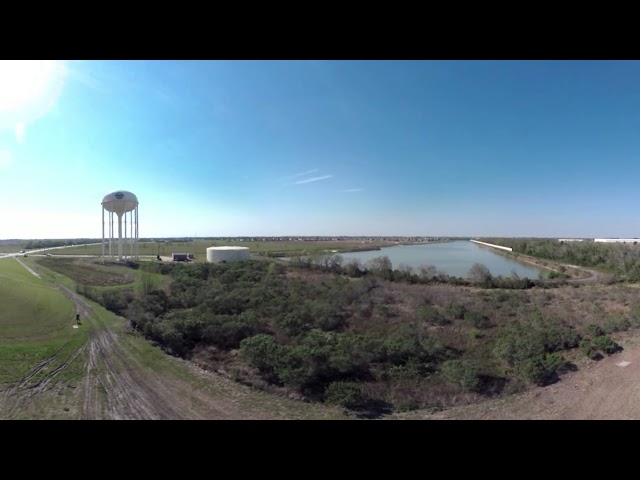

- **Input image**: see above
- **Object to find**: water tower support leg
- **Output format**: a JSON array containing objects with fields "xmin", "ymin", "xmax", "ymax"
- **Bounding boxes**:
[
  {"xmin": 118, "ymin": 214, "xmax": 123, "ymax": 261},
  {"xmin": 102, "ymin": 207, "xmax": 105, "ymax": 257},
  {"xmin": 135, "ymin": 205, "xmax": 139, "ymax": 259},
  {"xmin": 109, "ymin": 211, "xmax": 113, "ymax": 257}
]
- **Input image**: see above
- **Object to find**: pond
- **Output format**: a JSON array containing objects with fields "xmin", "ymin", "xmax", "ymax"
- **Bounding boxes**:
[{"xmin": 337, "ymin": 240, "xmax": 545, "ymax": 278}]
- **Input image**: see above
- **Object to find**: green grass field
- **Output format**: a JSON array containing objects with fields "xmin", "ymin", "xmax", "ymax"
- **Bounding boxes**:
[
  {"xmin": 0, "ymin": 258, "xmax": 81, "ymax": 391},
  {"xmin": 0, "ymin": 259, "xmax": 75, "ymax": 342},
  {"xmin": 35, "ymin": 257, "xmax": 136, "ymax": 286},
  {"xmin": 41, "ymin": 239, "xmax": 391, "ymax": 258},
  {"xmin": 0, "ymin": 244, "xmax": 26, "ymax": 255}
]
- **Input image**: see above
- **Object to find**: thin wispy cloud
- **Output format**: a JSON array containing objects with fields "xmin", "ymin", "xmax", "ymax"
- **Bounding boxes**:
[
  {"xmin": 341, "ymin": 188, "xmax": 363, "ymax": 192},
  {"xmin": 278, "ymin": 168, "xmax": 323, "ymax": 184},
  {"xmin": 15, "ymin": 122, "xmax": 25, "ymax": 144},
  {"xmin": 293, "ymin": 174, "xmax": 333, "ymax": 185},
  {"xmin": 283, "ymin": 169, "xmax": 319, "ymax": 181}
]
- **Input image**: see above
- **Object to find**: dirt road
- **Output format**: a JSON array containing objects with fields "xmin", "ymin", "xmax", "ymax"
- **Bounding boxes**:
[{"xmin": 1, "ymin": 281, "xmax": 344, "ymax": 420}]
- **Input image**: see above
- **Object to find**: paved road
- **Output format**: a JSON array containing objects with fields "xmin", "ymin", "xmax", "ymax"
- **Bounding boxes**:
[
  {"xmin": 0, "ymin": 243, "xmax": 103, "ymax": 260},
  {"xmin": 0, "ymin": 244, "xmax": 158, "ymax": 261}
]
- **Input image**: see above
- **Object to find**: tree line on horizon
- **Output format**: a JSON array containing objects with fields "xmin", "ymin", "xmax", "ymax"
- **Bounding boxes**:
[{"xmin": 483, "ymin": 238, "xmax": 640, "ymax": 282}]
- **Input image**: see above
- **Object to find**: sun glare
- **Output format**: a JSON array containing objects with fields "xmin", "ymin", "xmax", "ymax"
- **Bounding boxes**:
[
  {"xmin": 0, "ymin": 61, "xmax": 58, "ymax": 111},
  {"xmin": 0, "ymin": 61, "xmax": 66, "ymax": 132}
]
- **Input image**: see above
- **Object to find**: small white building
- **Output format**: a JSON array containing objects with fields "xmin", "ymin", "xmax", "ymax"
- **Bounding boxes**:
[{"xmin": 558, "ymin": 238, "xmax": 584, "ymax": 242}]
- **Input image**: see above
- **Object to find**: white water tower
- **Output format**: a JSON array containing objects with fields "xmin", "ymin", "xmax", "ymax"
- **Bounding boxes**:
[{"xmin": 102, "ymin": 190, "xmax": 139, "ymax": 261}]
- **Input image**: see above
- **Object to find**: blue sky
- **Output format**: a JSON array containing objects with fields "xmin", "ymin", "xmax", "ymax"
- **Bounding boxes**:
[{"xmin": 1, "ymin": 60, "xmax": 640, "ymax": 238}]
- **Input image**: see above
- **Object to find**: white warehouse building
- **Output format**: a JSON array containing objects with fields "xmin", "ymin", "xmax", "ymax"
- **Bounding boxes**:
[
  {"xmin": 594, "ymin": 238, "xmax": 640, "ymax": 243},
  {"xmin": 206, "ymin": 246, "xmax": 250, "ymax": 263}
]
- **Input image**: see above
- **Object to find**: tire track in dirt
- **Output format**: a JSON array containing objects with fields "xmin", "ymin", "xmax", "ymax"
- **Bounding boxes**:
[
  {"xmin": 78, "ymin": 322, "xmax": 286, "ymax": 419},
  {"xmin": 4, "ymin": 339, "xmax": 73, "ymax": 398},
  {"xmin": 56, "ymin": 283, "xmax": 178, "ymax": 419},
  {"xmin": 1, "ymin": 282, "xmax": 93, "ymax": 418},
  {"xmin": 58, "ymin": 284, "xmax": 93, "ymax": 319},
  {"xmin": 3, "ymin": 342, "xmax": 85, "ymax": 418},
  {"xmin": 81, "ymin": 328, "xmax": 185, "ymax": 419}
]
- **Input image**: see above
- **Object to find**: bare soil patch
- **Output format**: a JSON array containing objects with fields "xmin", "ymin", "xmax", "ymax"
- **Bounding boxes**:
[{"xmin": 36, "ymin": 257, "xmax": 134, "ymax": 286}]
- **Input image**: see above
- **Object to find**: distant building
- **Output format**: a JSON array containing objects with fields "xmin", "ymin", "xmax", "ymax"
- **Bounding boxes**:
[
  {"xmin": 172, "ymin": 253, "xmax": 190, "ymax": 261},
  {"xmin": 558, "ymin": 239, "xmax": 584, "ymax": 242},
  {"xmin": 594, "ymin": 238, "xmax": 640, "ymax": 243}
]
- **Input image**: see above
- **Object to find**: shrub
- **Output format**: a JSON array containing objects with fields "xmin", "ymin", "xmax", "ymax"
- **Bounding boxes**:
[
  {"xmin": 464, "ymin": 310, "xmax": 492, "ymax": 329},
  {"xmin": 539, "ymin": 325, "xmax": 581, "ymax": 351},
  {"xmin": 468, "ymin": 328, "xmax": 482, "ymax": 339},
  {"xmin": 240, "ymin": 334, "xmax": 282, "ymax": 373},
  {"xmin": 416, "ymin": 304, "xmax": 448, "ymax": 325},
  {"xmin": 604, "ymin": 317, "xmax": 632, "ymax": 334},
  {"xmin": 324, "ymin": 382, "xmax": 366, "ymax": 410},
  {"xmin": 386, "ymin": 358, "xmax": 426, "ymax": 381},
  {"xmin": 593, "ymin": 335, "xmax": 619, "ymax": 355},
  {"xmin": 100, "ymin": 290, "xmax": 133, "ymax": 316},
  {"xmin": 580, "ymin": 339, "xmax": 599, "ymax": 360},
  {"xmin": 395, "ymin": 399, "xmax": 420, "ymax": 412},
  {"xmin": 469, "ymin": 263, "xmax": 493, "ymax": 286},
  {"xmin": 585, "ymin": 324, "xmax": 604, "ymax": 338},
  {"xmin": 516, "ymin": 353, "xmax": 565, "ymax": 386},
  {"xmin": 275, "ymin": 313, "xmax": 308, "ymax": 337},
  {"xmin": 385, "ymin": 327, "xmax": 444, "ymax": 366},
  {"xmin": 441, "ymin": 359, "xmax": 480, "ymax": 391},
  {"xmin": 493, "ymin": 320, "xmax": 566, "ymax": 385},
  {"xmin": 446, "ymin": 303, "xmax": 467, "ymax": 320}
]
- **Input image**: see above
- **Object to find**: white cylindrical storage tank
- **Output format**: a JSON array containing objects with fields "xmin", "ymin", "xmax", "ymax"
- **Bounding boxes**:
[{"xmin": 206, "ymin": 246, "xmax": 250, "ymax": 263}]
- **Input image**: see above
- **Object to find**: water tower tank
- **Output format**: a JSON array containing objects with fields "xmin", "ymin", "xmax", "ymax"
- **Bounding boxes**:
[
  {"xmin": 206, "ymin": 246, "xmax": 250, "ymax": 263},
  {"xmin": 102, "ymin": 191, "xmax": 138, "ymax": 215}
]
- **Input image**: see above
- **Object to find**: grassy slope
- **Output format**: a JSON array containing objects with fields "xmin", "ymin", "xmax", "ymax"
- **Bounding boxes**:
[
  {"xmin": 0, "ymin": 259, "xmax": 74, "ymax": 342},
  {"xmin": 1, "ymin": 257, "xmax": 347, "ymax": 419},
  {"xmin": 0, "ymin": 258, "xmax": 81, "ymax": 396}
]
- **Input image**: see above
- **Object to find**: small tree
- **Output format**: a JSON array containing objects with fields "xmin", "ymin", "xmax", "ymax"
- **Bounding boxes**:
[
  {"xmin": 367, "ymin": 256, "xmax": 393, "ymax": 280},
  {"xmin": 343, "ymin": 259, "xmax": 363, "ymax": 277},
  {"xmin": 469, "ymin": 263, "xmax": 492, "ymax": 286},
  {"xmin": 418, "ymin": 264, "xmax": 438, "ymax": 280},
  {"xmin": 396, "ymin": 263, "xmax": 413, "ymax": 275}
]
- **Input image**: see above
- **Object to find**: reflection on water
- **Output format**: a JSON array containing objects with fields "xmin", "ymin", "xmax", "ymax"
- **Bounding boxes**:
[{"xmin": 338, "ymin": 240, "xmax": 544, "ymax": 278}]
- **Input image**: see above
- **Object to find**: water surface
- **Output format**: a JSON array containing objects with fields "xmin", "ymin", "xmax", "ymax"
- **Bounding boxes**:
[{"xmin": 338, "ymin": 240, "xmax": 544, "ymax": 278}]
